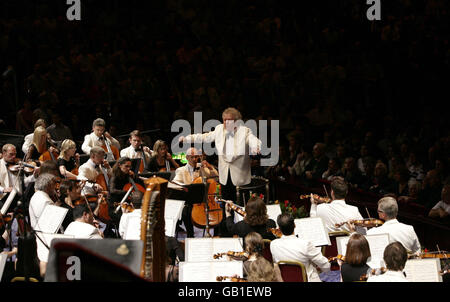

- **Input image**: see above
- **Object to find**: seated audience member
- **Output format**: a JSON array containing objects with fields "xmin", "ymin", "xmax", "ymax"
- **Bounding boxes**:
[
  {"xmin": 225, "ymin": 196, "xmax": 276, "ymax": 240},
  {"xmin": 367, "ymin": 242, "xmax": 408, "ymax": 282},
  {"xmin": 340, "ymin": 233, "xmax": 371, "ymax": 282},
  {"xmin": 418, "ymin": 169, "xmax": 444, "ymax": 210},
  {"xmin": 64, "ymin": 204, "xmax": 103, "ymax": 239},
  {"xmin": 241, "ymin": 232, "xmax": 283, "ymax": 281},
  {"xmin": 368, "ymin": 161, "xmax": 395, "ymax": 195},
  {"xmin": 366, "ymin": 197, "xmax": 421, "ymax": 254},
  {"xmin": 310, "ymin": 177, "xmax": 364, "ymax": 233},
  {"xmin": 428, "ymin": 184, "xmax": 450, "ymax": 219},
  {"xmin": 341, "ymin": 157, "xmax": 364, "ymax": 188},
  {"xmin": 322, "ymin": 158, "xmax": 343, "ymax": 181},
  {"xmin": 289, "ymin": 144, "xmax": 312, "ymax": 177},
  {"xmin": 304, "ymin": 143, "xmax": 329, "ymax": 180},
  {"xmin": 270, "ymin": 213, "xmax": 330, "ymax": 282}
]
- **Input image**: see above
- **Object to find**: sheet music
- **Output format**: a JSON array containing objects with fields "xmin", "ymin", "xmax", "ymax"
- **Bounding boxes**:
[
  {"xmin": 179, "ymin": 261, "xmax": 243, "ymax": 282},
  {"xmin": 294, "ymin": 217, "xmax": 331, "ymax": 246},
  {"xmin": 36, "ymin": 232, "xmax": 74, "ymax": 262},
  {"xmin": 0, "ymin": 188, "xmax": 17, "ymax": 215},
  {"xmin": 165, "ymin": 199, "xmax": 185, "ymax": 221},
  {"xmin": 185, "ymin": 238, "xmax": 243, "ymax": 262},
  {"xmin": 404, "ymin": 259, "xmax": 442, "ymax": 282},
  {"xmin": 0, "ymin": 253, "xmax": 7, "ymax": 281},
  {"xmin": 35, "ymin": 205, "xmax": 68, "ymax": 233},
  {"xmin": 165, "ymin": 218, "xmax": 177, "ymax": 237},
  {"xmin": 168, "ymin": 181, "xmax": 184, "ymax": 190},
  {"xmin": 266, "ymin": 204, "xmax": 282, "ymax": 228},
  {"xmin": 336, "ymin": 233, "xmax": 390, "ymax": 268},
  {"xmin": 124, "ymin": 215, "xmax": 141, "ymax": 240}
]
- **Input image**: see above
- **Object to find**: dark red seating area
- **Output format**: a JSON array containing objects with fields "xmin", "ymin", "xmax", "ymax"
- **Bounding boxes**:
[{"xmin": 270, "ymin": 176, "xmax": 450, "ymax": 251}]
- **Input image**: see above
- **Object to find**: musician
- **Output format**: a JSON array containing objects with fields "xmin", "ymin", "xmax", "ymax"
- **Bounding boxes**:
[
  {"xmin": 340, "ymin": 233, "xmax": 371, "ymax": 282},
  {"xmin": 172, "ymin": 147, "xmax": 214, "ymax": 185},
  {"xmin": 270, "ymin": 213, "xmax": 330, "ymax": 282},
  {"xmin": 309, "ymin": 177, "xmax": 364, "ymax": 233},
  {"xmin": 179, "ymin": 107, "xmax": 261, "ymax": 202},
  {"xmin": 57, "ymin": 179, "xmax": 81, "ymax": 230},
  {"xmin": 81, "ymin": 118, "xmax": 120, "ymax": 155},
  {"xmin": 428, "ymin": 184, "xmax": 450, "ymax": 219},
  {"xmin": 242, "ymin": 232, "xmax": 283, "ymax": 281},
  {"xmin": 118, "ymin": 191, "xmax": 144, "ymax": 239},
  {"xmin": 119, "ymin": 130, "xmax": 153, "ymax": 170},
  {"xmin": 0, "ymin": 144, "xmax": 38, "ymax": 205},
  {"xmin": 64, "ymin": 204, "xmax": 103, "ymax": 239},
  {"xmin": 57, "ymin": 139, "xmax": 80, "ymax": 180},
  {"xmin": 25, "ymin": 126, "xmax": 58, "ymax": 162},
  {"xmin": 225, "ymin": 196, "xmax": 276, "ymax": 240},
  {"xmin": 109, "ymin": 157, "xmax": 145, "ymax": 205},
  {"xmin": 366, "ymin": 196, "xmax": 421, "ymax": 254},
  {"xmin": 77, "ymin": 146, "xmax": 112, "ymax": 195},
  {"xmin": 21, "ymin": 118, "xmax": 46, "ymax": 154},
  {"xmin": 247, "ymin": 256, "xmax": 283, "ymax": 282},
  {"xmin": 148, "ymin": 140, "xmax": 179, "ymax": 172},
  {"xmin": 28, "ymin": 173, "xmax": 58, "ymax": 229},
  {"xmin": 367, "ymin": 242, "xmax": 408, "ymax": 282}
]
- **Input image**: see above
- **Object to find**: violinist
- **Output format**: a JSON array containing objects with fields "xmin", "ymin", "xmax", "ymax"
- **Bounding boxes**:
[
  {"xmin": 28, "ymin": 173, "xmax": 59, "ymax": 229},
  {"xmin": 242, "ymin": 232, "xmax": 283, "ymax": 281},
  {"xmin": 64, "ymin": 204, "xmax": 103, "ymax": 239},
  {"xmin": 57, "ymin": 139, "xmax": 80, "ymax": 180},
  {"xmin": 340, "ymin": 233, "xmax": 371, "ymax": 282},
  {"xmin": 367, "ymin": 242, "xmax": 408, "ymax": 282},
  {"xmin": 225, "ymin": 196, "xmax": 277, "ymax": 240},
  {"xmin": 119, "ymin": 130, "xmax": 153, "ymax": 171},
  {"xmin": 270, "ymin": 213, "xmax": 330, "ymax": 282},
  {"xmin": 0, "ymin": 144, "xmax": 38, "ymax": 205},
  {"xmin": 118, "ymin": 191, "xmax": 144, "ymax": 239},
  {"xmin": 366, "ymin": 197, "xmax": 421, "ymax": 254},
  {"xmin": 81, "ymin": 118, "xmax": 120, "ymax": 155},
  {"xmin": 309, "ymin": 177, "xmax": 364, "ymax": 233},
  {"xmin": 147, "ymin": 140, "xmax": 179, "ymax": 172},
  {"xmin": 247, "ymin": 256, "xmax": 283, "ymax": 282},
  {"xmin": 56, "ymin": 179, "xmax": 81, "ymax": 230},
  {"xmin": 77, "ymin": 146, "xmax": 112, "ymax": 195}
]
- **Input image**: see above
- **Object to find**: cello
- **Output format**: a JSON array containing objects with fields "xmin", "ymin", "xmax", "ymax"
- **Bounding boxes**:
[
  {"xmin": 190, "ymin": 170, "xmax": 223, "ymax": 235},
  {"xmin": 102, "ymin": 134, "xmax": 120, "ymax": 161}
]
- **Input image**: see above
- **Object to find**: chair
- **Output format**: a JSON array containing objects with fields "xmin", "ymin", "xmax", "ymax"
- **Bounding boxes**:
[
  {"xmin": 262, "ymin": 239, "xmax": 273, "ymax": 263},
  {"xmin": 322, "ymin": 231, "xmax": 349, "ymax": 271},
  {"xmin": 277, "ymin": 261, "xmax": 308, "ymax": 282}
]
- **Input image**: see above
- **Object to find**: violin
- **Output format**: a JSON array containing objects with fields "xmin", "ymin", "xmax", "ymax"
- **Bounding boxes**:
[
  {"xmin": 218, "ymin": 199, "xmax": 246, "ymax": 217},
  {"xmin": 39, "ymin": 139, "xmax": 60, "ymax": 162},
  {"xmin": 335, "ymin": 218, "xmax": 384, "ymax": 228},
  {"xmin": 213, "ymin": 251, "xmax": 250, "ymax": 260},
  {"xmin": 359, "ymin": 267, "xmax": 388, "ymax": 281},
  {"xmin": 216, "ymin": 276, "xmax": 247, "ymax": 282},
  {"xmin": 410, "ymin": 251, "xmax": 450, "ymax": 259},
  {"xmin": 7, "ymin": 159, "xmax": 37, "ymax": 174},
  {"xmin": 300, "ymin": 194, "xmax": 331, "ymax": 204},
  {"xmin": 328, "ymin": 254, "xmax": 346, "ymax": 263},
  {"xmin": 268, "ymin": 227, "xmax": 282, "ymax": 238}
]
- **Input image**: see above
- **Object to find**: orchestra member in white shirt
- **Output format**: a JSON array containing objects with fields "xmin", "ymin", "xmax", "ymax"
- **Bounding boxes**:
[
  {"xmin": 270, "ymin": 213, "xmax": 330, "ymax": 282},
  {"xmin": 29, "ymin": 173, "xmax": 58, "ymax": 229},
  {"xmin": 64, "ymin": 204, "xmax": 103, "ymax": 239},
  {"xmin": 120, "ymin": 130, "xmax": 153, "ymax": 171},
  {"xmin": 367, "ymin": 242, "xmax": 409, "ymax": 282},
  {"xmin": 367, "ymin": 196, "xmax": 421, "ymax": 254},
  {"xmin": 77, "ymin": 146, "xmax": 112, "ymax": 196},
  {"xmin": 179, "ymin": 107, "xmax": 261, "ymax": 203},
  {"xmin": 81, "ymin": 118, "xmax": 120, "ymax": 156},
  {"xmin": 309, "ymin": 177, "xmax": 364, "ymax": 233}
]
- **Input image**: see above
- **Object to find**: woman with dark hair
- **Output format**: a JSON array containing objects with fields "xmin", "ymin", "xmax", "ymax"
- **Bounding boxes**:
[
  {"xmin": 340, "ymin": 233, "xmax": 371, "ymax": 282},
  {"xmin": 225, "ymin": 197, "xmax": 276, "ymax": 240},
  {"xmin": 109, "ymin": 157, "xmax": 145, "ymax": 205}
]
